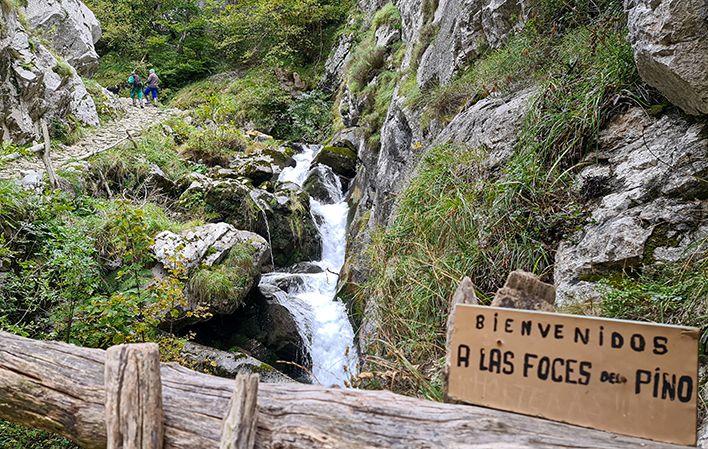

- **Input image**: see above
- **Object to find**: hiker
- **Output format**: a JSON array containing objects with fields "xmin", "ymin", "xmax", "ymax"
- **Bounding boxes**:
[
  {"xmin": 145, "ymin": 69, "xmax": 160, "ymax": 106},
  {"xmin": 128, "ymin": 70, "xmax": 144, "ymax": 108}
]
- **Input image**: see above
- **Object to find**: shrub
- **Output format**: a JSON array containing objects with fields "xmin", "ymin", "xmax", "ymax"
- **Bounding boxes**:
[
  {"xmin": 89, "ymin": 126, "xmax": 189, "ymax": 196},
  {"xmin": 282, "ymin": 90, "xmax": 334, "ymax": 142},
  {"xmin": 83, "ymin": 78, "xmax": 123, "ymax": 122},
  {"xmin": 182, "ymin": 125, "xmax": 249, "ymax": 166},
  {"xmin": 52, "ymin": 59, "xmax": 73, "ymax": 79}
]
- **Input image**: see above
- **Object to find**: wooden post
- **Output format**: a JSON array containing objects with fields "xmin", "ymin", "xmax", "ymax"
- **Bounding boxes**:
[
  {"xmin": 105, "ymin": 343, "xmax": 164, "ymax": 449},
  {"xmin": 126, "ymin": 129, "xmax": 138, "ymax": 149},
  {"xmin": 219, "ymin": 373, "xmax": 259, "ymax": 449},
  {"xmin": 444, "ymin": 276, "xmax": 478, "ymax": 401},
  {"xmin": 40, "ymin": 119, "xmax": 59, "ymax": 188}
]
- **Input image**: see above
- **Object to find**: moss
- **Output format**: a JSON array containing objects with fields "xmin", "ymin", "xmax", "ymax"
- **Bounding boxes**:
[
  {"xmin": 52, "ymin": 59, "xmax": 73, "ymax": 79},
  {"xmin": 372, "ymin": 2, "xmax": 402, "ymax": 31},
  {"xmin": 188, "ymin": 244, "xmax": 257, "ymax": 309},
  {"xmin": 0, "ymin": 420, "xmax": 77, "ymax": 449}
]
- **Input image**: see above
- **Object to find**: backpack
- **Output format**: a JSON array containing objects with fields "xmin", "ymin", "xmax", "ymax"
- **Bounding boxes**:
[{"xmin": 128, "ymin": 74, "xmax": 142, "ymax": 88}]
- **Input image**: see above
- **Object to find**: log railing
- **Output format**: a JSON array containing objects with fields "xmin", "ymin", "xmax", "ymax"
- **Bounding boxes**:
[{"xmin": 0, "ymin": 331, "xmax": 688, "ymax": 449}]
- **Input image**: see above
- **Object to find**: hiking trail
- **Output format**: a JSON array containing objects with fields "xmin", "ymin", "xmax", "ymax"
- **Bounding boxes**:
[{"xmin": 0, "ymin": 98, "xmax": 181, "ymax": 181}]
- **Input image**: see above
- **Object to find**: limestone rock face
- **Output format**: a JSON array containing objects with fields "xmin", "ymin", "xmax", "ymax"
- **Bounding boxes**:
[
  {"xmin": 417, "ymin": 0, "xmax": 536, "ymax": 88},
  {"xmin": 625, "ymin": 0, "xmax": 708, "ymax": 115},
  {"xmin": 436, "ymin": 88, "xmax": 535, "ymax": 167},
  {"xmin": 0, "ymin": 6, "xmax": 99, "ymax": 143},
  {"xmin": 554, "ymin": 108, "xmax": 708, "ymax": 306},
  {"xmin": 25, "ymin": 0, "xmax": 102, "ymax": 76},
  {"xmin": 321, "ymin": 33, "xmax": 354, "ymax": 91}
]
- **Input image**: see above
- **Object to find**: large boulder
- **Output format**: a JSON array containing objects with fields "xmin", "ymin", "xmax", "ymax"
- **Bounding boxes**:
[
  {"xmin": 24, "ymin": 0, "xmax": 102, "ymax": 76},
  {"xmin": 554, "ymin": 108, "xmax": 708, "ymax": 306},
  {"xmin": 250, "ymin": 187, "xmax": 322, "ymax": 267},
  {"xmin": 180, "ymin": 341, "xmax": 293, "ymax": 383},
  {"xmin": 312, "ymin": 145, "xmax": 357, "ymax": 179},
  {"xmin": 625, "ymin": 0, "xmax": 708, "ymax": 115},
  {"xmin": 237, "ymin": 282, "xmax": 313, "ymax": 380},
  {"xmin": 180, "ymin": 176, "xmax": 321, "ymax": 267},
  {"xmin": 0, "ymin": 6, "xmax": 99, "ymax": 143},
  {"xmin": 153, "ymin": 222, "xmax": 270, "ymax": 272},
  {"xmin": 303, "ymin": 165, "xmax": 342, "ymax": 204},
  {"xmin": 152, "ymin": 223, "xmax": 270, "ymax": 319}
]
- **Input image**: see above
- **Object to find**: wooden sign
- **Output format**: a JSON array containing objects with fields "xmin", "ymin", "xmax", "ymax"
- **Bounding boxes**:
[{"xmin": 446, "ymin": 305, "xmax": 699, "ymax": 446}]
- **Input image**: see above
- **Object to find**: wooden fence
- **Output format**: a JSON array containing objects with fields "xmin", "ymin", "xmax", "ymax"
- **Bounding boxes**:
[{"xmin": 0, "ymin": 331, "xmax": 686, "ymax": 449}]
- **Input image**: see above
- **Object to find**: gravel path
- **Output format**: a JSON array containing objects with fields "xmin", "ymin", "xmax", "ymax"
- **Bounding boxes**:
[{"xmin": 0, "ymin": 98, "xmax": 181, "ymax": 181}]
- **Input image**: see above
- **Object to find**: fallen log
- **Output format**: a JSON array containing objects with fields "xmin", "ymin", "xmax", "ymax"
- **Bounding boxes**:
[{"xmin": 0, "ymin": 332, "xmax": 686, "ymax": 449}]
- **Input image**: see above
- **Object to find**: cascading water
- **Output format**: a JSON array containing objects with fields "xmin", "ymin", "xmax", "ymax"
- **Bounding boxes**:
[{"xmin": 260, "ymin": 145, "xmax": 358, "ymax": 386}]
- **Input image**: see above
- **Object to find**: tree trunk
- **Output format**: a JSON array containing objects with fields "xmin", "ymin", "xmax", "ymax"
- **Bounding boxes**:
[{"xmin": 0, "ymin": 332, "xmax": 686, "ymax": 449}]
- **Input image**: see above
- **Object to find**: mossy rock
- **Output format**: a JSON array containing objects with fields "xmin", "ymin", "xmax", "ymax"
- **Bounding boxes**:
[{"xmin": 313, "ymin": 146, "xmax": 357, "ymax": 178}]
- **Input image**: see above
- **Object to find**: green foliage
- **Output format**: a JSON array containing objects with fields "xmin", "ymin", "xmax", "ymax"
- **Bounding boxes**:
[
  {"xmin": 173, "ymin": 70, "xmax": 335, "ymax": 141},
  {"xmin": 83, "ymin": 78, "xmax": 123, "ymax": 122},
  {"xmin": 0, "ymin": 420, "xmax": 76, "ymax": 449},
  {"xmin": 182, "ymin": 125, "xmax": 248, "ymax": 166},
  {"xmin": 52, "ymin": 59, "xmax": 73, "ymax": 79},
  {"xmin": 50, "ymin": 115, "xmax": 87, "ymax": 145},
  {"xmin": 87, "ymin": 0, "xmax": 352, "ymax": 91},
  {"xmin": 88, "ymin": 126, "xmax": 190, "ymax": 195},
  {"xmin": 346, "ymin": 35, "xmax": 387, "ymax": 93},
  {"xmin": 598, "ymin": 255, "xmax": 708, "ymax": 342},
  {"xmin": 358, "ymin": 9, "xmax": 644, "ymax": 398},
  {"xmin": 372, "ymin": 2, "xmax": 402, "ymax": 31},
  {"xmin": 188, "ymin": 244, "xmax": 257, "ymax": 308},
  {"xmin": 283, "ymin": 90, "xmax": 334, "ymax": 142}
]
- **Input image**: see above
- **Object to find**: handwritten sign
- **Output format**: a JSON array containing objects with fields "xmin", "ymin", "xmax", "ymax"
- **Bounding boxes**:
[{"xmin": 446, "ymin": 305, "xmax": 699, "ymax": 446}]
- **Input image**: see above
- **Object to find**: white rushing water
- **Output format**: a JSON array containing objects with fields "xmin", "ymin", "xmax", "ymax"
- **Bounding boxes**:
[{"xmin": 261, "ymin": 145, "xmax": 358, "ymax": 386}]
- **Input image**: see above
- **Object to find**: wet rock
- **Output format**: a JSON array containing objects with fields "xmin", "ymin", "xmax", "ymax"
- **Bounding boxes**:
[
  {"xmin": 303, "ymin": 165, "xmax": 342, "ymax": 204},
  {"xmin": 153, "ymin": 222, "xmax": 270, "ymax": 272},
  {"xmin": 229, "ymin": 155, "xmax": 276, "ymax": 186},
  {"xmin": 491, "ymin": 271, "xmax": 555, "ymax": 311},
  {"xmin": 180, "ymin": 341, "xmax": 293, "ymax": 383},
  {"xmin": 182, "ymin": 177, "xmax": 321, "ymax": 267},
  {"xmin": 312, "ymin": 145, "xmax": 357, "ymax": 178},
  {"xmin": 261, "ymin": 145, "xmax": 296, "ymax": 169},
  {"xmin": 554, "ymin": 108, "xmax": 708, "ymax": 306},
  {"xmin": 625, "ymin": 0, "xmax": 708, "ymax": 115},
  {"xmin": 329, "ymin": 127, "xmax": 364, "ymax": 154},
  {"xmin": 240, "ymin": 283, "xmax": 312, "ymax": 378},
  {"xmin": 252, "ymin": 187, "xmax": 322, "ymax": 267},
  {"xmin": 25, "ymin": 0, "xmax": 102, "ymax": 76},
  {"xmin": 287, "ymin": 262, "xmax": 324, "ymax": 274}
]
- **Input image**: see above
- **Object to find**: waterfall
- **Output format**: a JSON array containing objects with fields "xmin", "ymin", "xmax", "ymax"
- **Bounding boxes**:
[{"xmin": 260, "ymin": 145, "xmax": 358, "ymax": 386}]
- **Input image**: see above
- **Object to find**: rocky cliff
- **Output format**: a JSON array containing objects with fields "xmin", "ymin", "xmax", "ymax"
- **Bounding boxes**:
[
  {"xmin": 327, "ymin": 0, "xmax": 707, "ymax": 393},
  {"xmin": 0, "ymin": 0, "xmax": 99, "ymax": 144}
]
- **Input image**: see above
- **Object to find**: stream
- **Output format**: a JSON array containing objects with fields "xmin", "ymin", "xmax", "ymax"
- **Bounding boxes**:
[{"xmin": 260, "ymin": 145, "xmax": 359, "ymax": 386}]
